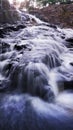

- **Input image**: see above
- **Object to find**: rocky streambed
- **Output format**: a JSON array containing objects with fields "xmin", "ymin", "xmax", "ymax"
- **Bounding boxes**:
[{"xmin": 0, "ymin": 11, "xmax": 73, "ymax": 130}]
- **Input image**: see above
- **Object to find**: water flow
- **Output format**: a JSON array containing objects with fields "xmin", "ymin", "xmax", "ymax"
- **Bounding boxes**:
[{"xmin": 0, "ymin": 12, "xmax": 73, "ymax": 116}]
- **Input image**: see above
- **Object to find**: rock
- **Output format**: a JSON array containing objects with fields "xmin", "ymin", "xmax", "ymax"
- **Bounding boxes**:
[
  {"xmin": 0, "ymin": 24, "xmax": 26, "ymax": 38},
  {"xmin": 70, "ymin": 62, "xmax": 73, "ymax": 66},
  {"xmin": 14, "ymin": 44, "xmax": 31, "ymax": 51},
  {"xmin": 0, "ymin": 0, "xmax": 20, "ymax": 24},
  {"xmin": 4, "ymin": 24, "xmax": 26, "ymax": 31},
  {"xmin": 64, "ymin": 80, "xmax": 73, "ymax": 90},
  {"xmin": 3, "ymin": 63, "xmax": 12, "ymax": 77},
  {"xmin": 66, "ymin": 38, "xmax": 73, "ymax": 43},
  {"xmin": 65, "ymin": 38, "xmax": 73, "ymax": 48},
  {"xmin": 0, "ymin": 29, "xmax": 5, "ymax": 38},
  {"xmin": 0, "ymin": 42, "xmax": 10, "ymax": 54},
  {"xmin": 14, "ymin": 44, "xmax": 24, "ymax": 51}
]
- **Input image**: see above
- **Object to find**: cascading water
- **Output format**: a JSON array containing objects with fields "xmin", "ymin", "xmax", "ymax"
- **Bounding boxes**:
[{"xmin": 0, "ymin": 10, "xmax": 73, "ymax": 130}]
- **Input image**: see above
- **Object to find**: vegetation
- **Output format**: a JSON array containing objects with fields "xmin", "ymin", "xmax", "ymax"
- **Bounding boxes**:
[
  {"xmin": 36, "ymin": 0, "xmax": 73, "ymax": 5},
  {"xmin": 18, "ymin": 0, "xmax": 73, "ymax": 9}
]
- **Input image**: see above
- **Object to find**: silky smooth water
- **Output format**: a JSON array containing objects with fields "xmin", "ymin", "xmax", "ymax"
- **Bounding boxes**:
[{"xmin": 0, "ymin": 12, "xmax": 73, "ymax": 130}]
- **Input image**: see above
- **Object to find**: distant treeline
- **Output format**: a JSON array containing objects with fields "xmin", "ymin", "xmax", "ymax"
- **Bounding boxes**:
[{"xmin": 36, "ymin": 0, "xmax": 73, "ymax": 5}]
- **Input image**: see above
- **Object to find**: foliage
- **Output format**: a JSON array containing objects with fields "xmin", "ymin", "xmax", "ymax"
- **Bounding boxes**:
[{"xmin": 36, "ymin": 0, "xmax": 73, "ymax": 5}]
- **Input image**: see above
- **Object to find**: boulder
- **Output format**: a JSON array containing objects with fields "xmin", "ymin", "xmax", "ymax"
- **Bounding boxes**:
[{"xmin": 0, "ymin": 0, "xmax": 20, "ymax": 24}]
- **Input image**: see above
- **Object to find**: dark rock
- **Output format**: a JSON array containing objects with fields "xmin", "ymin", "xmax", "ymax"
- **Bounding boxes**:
[
  {"xmin": 48, "ymin": 24, "xmax": 57, "ymax": 29},
  {"xmin": 5, "ymin": 25, "xmax": 26, "ymax": 32},
  {"xmin": 61, "ymin": 35, "xmax": 65, "ymax": 39},
  {"xmin": 0, "ymin": 0, "xmax": 11, "ymax": 10},
  {"xmin": 0, "ymin": 0, "xmax": 20, "ymax": 24},
  {"xmin": 0, "ymin": 42, "xmax": 10, "ymax": 54},
  {"xmin": 0, "ymin": 24, "xmax": 26, "ymax": 38},
  {"xmin": 65, "ymin": 38, "xmax": 73, "ymax": 48},
  {"xmin": 14, "ymin": 44, "xmax": 26, "ymax": 51},
  {"xmin": 0, "ymin": 80, "xmax": 10, "ymax": 92},
  {"xmin": 14, "ymin": 44, "xmax": 31, "ymax": 51},
  {"xmin": 40, "ymin": 85, "xmax": 55, "ymax": 102},
  {"xmin": 0, "ymin": 29, "xmax": 5, "ymax": 38},
  {"xmin": 66, "ymin": 38, "xmax": 73, "ymax": 43},
  {"xmin": 3, "ymin": 63, "xmax": 12, "ymax": 77},
  {"xmin": 70, "ymin": 62, "xmax": 73, "ymax": 66},
  {"xmin": 16, "ymin": 24, "xmax": 26, "ymax": 30},
  {"xmin": 0, "ymin": 26, "xmax": 11, "ymax": 38},
  {"xmin": 64, "ymin": 80, "xmax": 73, "ymax": 90}
]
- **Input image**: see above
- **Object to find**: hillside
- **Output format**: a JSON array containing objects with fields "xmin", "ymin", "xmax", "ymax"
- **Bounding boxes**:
[{"xmin": 29, "ymin": 3, "xmax": 73, "ymax": 28}]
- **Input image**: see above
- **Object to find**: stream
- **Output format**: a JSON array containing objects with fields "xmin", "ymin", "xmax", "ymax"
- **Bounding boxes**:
[{"xmin": 0, "ymin": 11, "xmax": 73, "ymax": 130}]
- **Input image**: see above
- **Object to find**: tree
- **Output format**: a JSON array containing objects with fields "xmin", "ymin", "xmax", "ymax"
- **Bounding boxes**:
[{"xmin": 36, "ymin": 0, "xmax": 73, "ymax": 6}]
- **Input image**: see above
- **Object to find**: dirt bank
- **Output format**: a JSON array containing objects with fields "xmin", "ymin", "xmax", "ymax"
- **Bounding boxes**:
[{"xmin": 29, "ymin": 3, "xmax": 73, "ymax": 28}]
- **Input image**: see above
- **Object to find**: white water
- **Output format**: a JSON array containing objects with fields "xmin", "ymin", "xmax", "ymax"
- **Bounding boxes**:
[{"xmin": 0, "ymin": 12, "xmax": 73, "ymax": 113}]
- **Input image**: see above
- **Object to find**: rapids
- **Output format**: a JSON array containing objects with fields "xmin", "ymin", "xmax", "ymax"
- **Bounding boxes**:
[{"xmin": 0, "ymin": 11, "xmax": 73, "ymax": 130}]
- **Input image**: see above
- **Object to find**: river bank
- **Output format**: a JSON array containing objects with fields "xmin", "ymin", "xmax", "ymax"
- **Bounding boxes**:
[{"xmin": 29, "ymin": 3, "xmax": 73, "ymax": 28}]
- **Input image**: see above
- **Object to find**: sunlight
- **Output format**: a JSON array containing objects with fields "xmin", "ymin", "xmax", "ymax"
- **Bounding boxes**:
[
  {"xmin": 8, "ymin": 0, "xmax": 37, "ymax": 8},
  {"xmin": 8, "ymin": 0, "xmax": 25, "ymax": 4},
  {"xmin": 8, "ymin": 0, "xmax": 13, "ymax": 4}
]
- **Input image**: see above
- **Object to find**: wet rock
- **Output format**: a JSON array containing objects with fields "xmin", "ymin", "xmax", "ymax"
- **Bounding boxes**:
[
  {"xmin": 0, "ymin": 0, "xmax": 20, "ymax": 24},
  {"xmin": 70, "ymin": 62, "xmax": 73, "ymax": 66},
  {"xmin": 6, "ymin": 64, "xmax": 21, "ymax": 91},
  {"xmin": 0, "ymin": 24, "xmax": 26, "ymax": 38},
  {"xmin": 14, "ymin": 44, "xmax": 27, "ymax": 51},
  {"xmin": 0, "ymin": 80, "xmax": 9, "ymax": 92},
  {"xmin": 40, "ymin": 85, "xmax": 55, "ymax": 102},
  {"xmin": 14, "ymin": 44, "xmax": 31, "ymax": 51},
  {"xmin": 64, "ymin": 80, "xmax": 73, "ymax": 90},
  {"xmin": 61, "ymin": 35, "xmax": 65, "ymax": 39},
  {"xmin": 48, "ymin": 24, "xmax": 57, "ymax": 29},
  {"xmin": 65, "ymin": 38, "xmax": 73, "ymax": 48},
  {"xmin": 3, "ymin": 63, "xmax": 12, "ymax": 77},
  {"xmin": 0, "ymin": 42, "xmax": 10, "ymax": 54},
  {"xmin": 19, "ymin": 62, "xmax": 54, "ymax": 102},
  {"xmin": 0, "ymin": 28, "xmax": 6, "ymax": 38},
  {"xmin": 16, "ymin": 24, "xmax": 26, "ymax": 30},
  {"xmin": 7, "ymin": 24, "xmax": 26, "ymax": 31},
  {"xmin": 66, "ymin": 38, "xmax": 73, "ymax": 43}
]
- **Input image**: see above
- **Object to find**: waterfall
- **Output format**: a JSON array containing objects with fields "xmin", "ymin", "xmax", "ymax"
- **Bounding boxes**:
[{"xmin": 0, "ymin": 11, "xmax": 73, "ymax": 130}]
